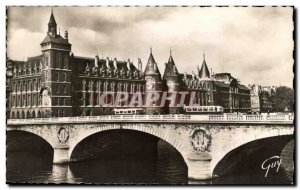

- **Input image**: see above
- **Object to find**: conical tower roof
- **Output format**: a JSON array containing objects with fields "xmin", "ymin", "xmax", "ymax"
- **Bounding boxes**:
[
  {"xmin": 144, "ymin": 48, "xmax": 161, "ymax": 76},
  {"xmin": 48, "ymin": 9, "xmax": 57, "ymax": 27},
  {"xmin": 199, "ymin": 53, "xmax": 210, "ymax": 78},
  {"xmin": 163, "ymin": 50, "xmax": 179, "ymax": 77}
]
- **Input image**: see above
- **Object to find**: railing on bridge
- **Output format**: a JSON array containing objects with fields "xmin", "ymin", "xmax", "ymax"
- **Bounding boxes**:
[{"xmin": 7, "ymin": 113, "xmax": 294, "ymax": 125}]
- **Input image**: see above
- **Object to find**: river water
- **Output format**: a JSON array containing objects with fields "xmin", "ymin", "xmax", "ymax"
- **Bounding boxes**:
[{"xmin": 7, "ymin": 140, "xmax": 294, "ymax": 185}]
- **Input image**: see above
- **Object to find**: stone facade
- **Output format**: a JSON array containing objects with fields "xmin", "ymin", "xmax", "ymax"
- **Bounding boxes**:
[{"xmin": 7, "ymin": 11, "xmax": 251, "ymax": 119}]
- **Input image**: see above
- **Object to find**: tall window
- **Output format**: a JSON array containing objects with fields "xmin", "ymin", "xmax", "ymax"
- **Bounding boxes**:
[
  {"xmin": 33, "ymin": 94, "xmax": 36, "ymax": 106},
  {"xmin": 45, "ymin": 56, "xmax": 48, "ymax": 67},
  {"xmin": 56, "ymin": 73, "xmax": 59, "ymax": 81},
  {"xmin": 63, "ymin": 85, "xmax": 67, "ymax": 94},
  {"xmin": 61, "ymin": 54, "xmax": 65, "ymax": 69},
  {"xmin": 63, "ymin": 73, "xmax": 67, "ymax": 81},
  {"xmin": 28, "ymin": 95, "xmax": 31, "ymax": 106},
  {"xmin": 12, "ymin": 96, "xmax": 15, "ymax": 107},
  {"xmin": 56, "ymin": 52, "xmax": 60, "ymax": 68}
]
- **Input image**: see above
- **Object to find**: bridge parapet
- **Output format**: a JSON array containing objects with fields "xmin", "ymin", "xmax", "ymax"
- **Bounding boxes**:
[
  {"xmin": 6, "ymin": 115, "xmax": 294, "ymax": 181},
  {"xmin": 7, "ymin": 114, "xmax": 294, "ymax": 125}
]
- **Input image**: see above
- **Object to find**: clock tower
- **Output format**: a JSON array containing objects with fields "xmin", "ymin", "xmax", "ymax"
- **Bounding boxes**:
[{"xmin": 40, "ymin": 10, "xmax": 72, "ymax": 117}]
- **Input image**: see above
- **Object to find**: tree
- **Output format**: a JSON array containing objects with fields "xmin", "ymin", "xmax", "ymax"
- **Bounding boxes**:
[{"xmin": 273, "ymin": 86, "xmax": 294, "ymax": 112}]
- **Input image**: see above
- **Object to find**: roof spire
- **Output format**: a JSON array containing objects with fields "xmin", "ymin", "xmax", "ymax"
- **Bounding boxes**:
[
  {"xmin": 199, "ymin": 51, "xmax": 210, "ymax": 79},
  {"xmin": 168, "ymin": 48, "xmax": 174, "ymax": 64},
  {"xmin": 150, "ymin": 46, "xmax": 152, "ymax": 54},
  {"xmin": 48, "ymin": 8, "xmax": 57, "ymax": 36}
]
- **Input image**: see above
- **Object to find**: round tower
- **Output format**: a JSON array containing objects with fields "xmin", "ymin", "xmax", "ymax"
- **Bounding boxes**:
[
  {"xmin": 144, "ymin": 48, "xmax": 163, "ymax": 114},
  {"xmin": 163, "ymin": 50, "xmax": 181, "ymax": 114}
]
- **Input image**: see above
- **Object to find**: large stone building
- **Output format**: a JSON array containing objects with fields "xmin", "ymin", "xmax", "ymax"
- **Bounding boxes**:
[
  {"xmin": 248, "ymin": 84, "xmax": 277, "ymax": 113},
  {"xmin": 7, "ymin": 11, "xmax": 251, "ymax": 118}
]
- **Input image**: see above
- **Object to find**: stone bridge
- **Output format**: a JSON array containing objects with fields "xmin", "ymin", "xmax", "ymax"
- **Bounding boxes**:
[{"xmin": 7, "ymin": 114, "xmax": 294, "ymax": 180}]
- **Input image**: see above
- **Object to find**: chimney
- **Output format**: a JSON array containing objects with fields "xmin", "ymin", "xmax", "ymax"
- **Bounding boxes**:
[
  {"xmin": 106, "ymin": 57, "xmax": 110, "ymax": 68},
  {"xmin": 95, "ymin": 55, "xmax": 99, "ymax": 67},
  {"xmin": 113, "ymin": 58, "xmax": 117, "ymax": 69},
  {"xmin": 127, "ymin": 59, "xmax": 131, "ymax": 70},
  {"xmin": 64, "ymin": 31, "xmax": 68, "ymax": 41},
  {"xmin": 138, "ymin": 58, "xmax": 142, "ymax": 72}
]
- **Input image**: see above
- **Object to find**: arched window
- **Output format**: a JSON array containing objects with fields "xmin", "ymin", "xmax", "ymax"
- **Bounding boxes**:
[
  {"xmin": 56, "ymin": 73, "xmax": 59, "ymax": 81},
  {"xmin": 63, "ymin": 73, "xmax": 67, "ymax": 81},
  {"xmin": 27, "ymin": 111, "xmax": 31, "ymax": 118},
  {"xmin": 32, "ymin": 111, "xmax": 36, "ymax": 118},
  {"xmin": 11, "ymin": 112, "xmax": 15, "ymax": 119},
  {"xmin": 63, "ymin": 85, "xmax": 67, "ymax": 94},
  {"xmin": 16, "ymin": 111, "xmax": 20, "ymax": 119}
]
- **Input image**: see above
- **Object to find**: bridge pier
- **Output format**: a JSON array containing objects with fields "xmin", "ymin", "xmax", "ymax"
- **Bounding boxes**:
[
  {"xmin": 187, "ymin": 153, "xmax": 212, "ymax": 180},
  {"xmin": 53, "ymin": 146, "xmax": 70, "ymax": 164}
]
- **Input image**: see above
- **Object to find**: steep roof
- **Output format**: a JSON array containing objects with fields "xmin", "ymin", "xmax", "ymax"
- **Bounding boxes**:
[
  {"xmin": 41, "ymin": 34, "xmax": 70, "ymax": 45},
  {"xmin": 144, "ymin": 50, "xmax": 161, "ymax": 76},
  {"xmin": 48, "ymin": 10, "xmax": 57, "ymax": 27},
  {"xmin": 73, "ymin": 56, "xmax": 140, "ymax": 74},
  {"xmin": 199, "ymin": 59, "xmax": 210, "ymax": 78},
  {"xmin": 163, "ymin": 54, "xmax": 179, "ymax": 77}
]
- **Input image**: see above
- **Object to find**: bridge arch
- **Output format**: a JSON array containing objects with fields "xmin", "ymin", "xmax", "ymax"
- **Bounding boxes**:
[
  {"xmin": 211, "ymin": 130, "xmax": 294, "ymax": 172},
  {"xmin": 69, "ymin": 125, "xmax": 189, "ymax": 164},
  {"xmin": 6, "ymin": 127, "xmax": 56, "ymax": 149}
]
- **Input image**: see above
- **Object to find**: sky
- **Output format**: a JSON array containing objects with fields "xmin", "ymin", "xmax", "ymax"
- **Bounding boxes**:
[{"xmin": 7, "ymin": 6, "xmax": 294, "ymax": 87}]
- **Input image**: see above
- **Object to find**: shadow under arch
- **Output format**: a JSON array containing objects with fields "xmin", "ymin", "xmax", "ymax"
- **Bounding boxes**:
[
  {"xmin": 7, "ymin": 130, "xmax": 55, "ymax": 183},
  {"xmin": 7, "ymin": 130, "xmax": 54, "ymax": 154},
  {"xmin": 69, "ymin": 129, "xmax": 188, "ymax": 184},
  {"xmin": 69, "ymin": 127, "xmax": 188, "ymax": 164},
  {"xmin": 212, "ymin": 135, "xmax": 294, "ymax": 184}
]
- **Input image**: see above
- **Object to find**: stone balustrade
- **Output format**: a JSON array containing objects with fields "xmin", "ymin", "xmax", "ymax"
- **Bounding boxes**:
[{"xmin": 7, "ymin": 113, "xmax": 294, "ymax": 125}]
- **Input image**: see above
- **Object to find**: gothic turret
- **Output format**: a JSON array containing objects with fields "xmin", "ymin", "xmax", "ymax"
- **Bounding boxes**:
[
  {"xmin": 144, "ymin": 48, "xmax": 161, "ymax": 76},
  {"xmin": 163, "ymin": 50, "xmax": 181, "ymax": 114},
  {"xmin": 199, "ymin": 52, "xmax": 210, "ymax": 79},
  {"xmin": 144, "ymin": 48, "xmax": 163, "ymax": 114},
  {"xmin": 40, "ymin": 10, "xmax": 72, "ymax": 118},
  {"xmin": 163, "ymin": 50, "xmax": 179, "ymax": 78}
]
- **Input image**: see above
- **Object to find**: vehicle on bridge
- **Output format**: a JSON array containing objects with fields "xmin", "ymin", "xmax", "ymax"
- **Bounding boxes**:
[
  {"xmin": 183, "ymin": 106, "xmax": 224, "ymax": 114},
  {"xmin": 113, "ymin": 108, "xmax": 145, "ymax": 115}
]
